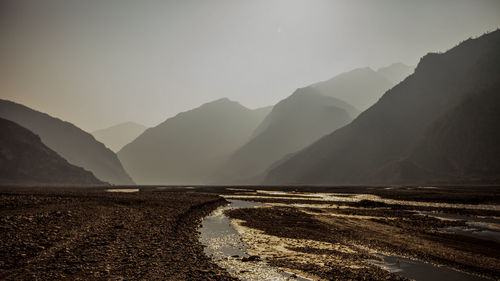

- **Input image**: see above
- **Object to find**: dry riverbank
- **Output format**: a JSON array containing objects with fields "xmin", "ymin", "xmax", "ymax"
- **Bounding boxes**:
[
  {"xmin": 1, "ymin": 186, "xmax": 498, "ymax": 280},
  {"xmin": 0, "ymin": 187, "xmax": 237, "ymax": 280}
]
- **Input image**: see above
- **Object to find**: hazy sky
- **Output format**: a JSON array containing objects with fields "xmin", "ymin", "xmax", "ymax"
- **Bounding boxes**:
[{"xmin": 1, "ymin": 0, "xmax": 499, "ymax": 131}]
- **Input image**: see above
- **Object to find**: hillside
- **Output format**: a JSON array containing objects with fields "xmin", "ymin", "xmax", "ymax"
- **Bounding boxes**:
[
  {"xmin": 265, "ymin": 30, "xmax": 500, "ymax": 185},
  {"xmin": 217, "ymin": 88, "xmax": 356, "ymax": 183},
  {"xmin": 311, "ymin": 67, "xmax": 389, "ymax": 111},
  {"xmin": 0, "ymin": 100, "xmax": 134, "ymax": 185},
  {"xmin": 118, "ymin": 98, "xmax": 269, "ymax": 184},
  {"xmin": 0, "ymin": 118, "xmax": 103, "ymax": 185}
]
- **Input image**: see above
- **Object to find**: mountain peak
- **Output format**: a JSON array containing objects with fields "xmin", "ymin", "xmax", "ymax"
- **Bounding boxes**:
[
  {"xmin": 207, "ymin": 97, "xmax": 236, "ymax": 105},
  {"xmin": 197, "ymin": 97, "xmax": 247, "ymax": 110},
  {"xmin": 310, "ymin": 66, "xmax": 393, "ymax": 111},
  {"xmin": 265, "ymin": 29, "xmax": 500, "ymax": 185},
  {"xmin": 118, "ymin": 97, "xmax": 269, "ymax": 184}
]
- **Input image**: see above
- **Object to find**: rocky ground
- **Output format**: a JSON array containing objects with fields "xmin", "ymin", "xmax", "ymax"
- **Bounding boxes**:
[
  {"xmin": 0, "ymin": 187, "xmax": 237, "ymax": 280},
  {"xmin": 1, "ymin": 186, "xmax": 499, "ymax": 281},
  {"xmin": 224, "ymin": 187, "xmax": 500, "ymax": 280}
]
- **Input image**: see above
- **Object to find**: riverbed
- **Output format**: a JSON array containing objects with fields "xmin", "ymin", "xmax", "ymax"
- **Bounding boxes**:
[{"xmin": 200, "ymin": 189, "xmax": 499, "ymax": 280}]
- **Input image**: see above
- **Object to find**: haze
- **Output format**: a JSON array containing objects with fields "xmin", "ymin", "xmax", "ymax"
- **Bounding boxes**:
[{"xmin": 1, "ymin": 0, "xmax": 499, "ymax": 131}]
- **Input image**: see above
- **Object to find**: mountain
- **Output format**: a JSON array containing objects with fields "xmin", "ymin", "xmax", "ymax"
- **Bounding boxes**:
[
  {"xmin": 216, "ymin": 88, "xmax": 357, "ymax": 183},
  {"xmin": 265, "ymin": 30, "xmax": 500, "ymax": 185},
  {"xmin": 92, "ymin": 122, "xmax": 147, "ymax": 152},
  {"xmin": 376, "ymin": 83, "xmax": 500, "ymax": 184},
  {"xmin": 117, "ymin": 98, "xmax": 270, "ymax": 184},
  {"xmin": 0, "ymin": 118, "xmax": 103, "ymax": 185},
  {"xmin": 376, "ymin": 63, "xmax": 414, "ymax": 85},
  {"xmin": 0, "ymin": 100, "xmax": 134, "ymax": 185},
  {"xmin": 311, "ymin": 67, "xmax": 392, "ymax": 111},
  {"xmin": 251, "ymin": 105, "xmax": 273, "ymax": 122}
]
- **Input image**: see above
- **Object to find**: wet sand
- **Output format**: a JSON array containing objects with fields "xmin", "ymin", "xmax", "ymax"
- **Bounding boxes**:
[
  {"xmin": 223, "ymin": 188, "xmax": 500, "ymax": 280},
  {"xmin": 199, "ymin": 200, "xmax": 311, "ymax": 281}
]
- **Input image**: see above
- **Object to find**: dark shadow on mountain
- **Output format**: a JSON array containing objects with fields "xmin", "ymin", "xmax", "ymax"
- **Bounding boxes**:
[
  {"xmin": 265, "ymin": 30, "xmax": 500, "ymax": 185},
  {"xmin": 0, "ymin": 100, "xmax": 134, "ymax": 185},
  {"xmin": 0, "ymin": 118, "xmax": 103, "ymax": 185}
]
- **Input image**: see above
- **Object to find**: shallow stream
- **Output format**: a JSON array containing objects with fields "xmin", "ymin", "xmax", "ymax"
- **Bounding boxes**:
[
  {"xmin": 370, "ymin": 253, "xmax": 490, "ymax": 281},
  {"xmin": 200, "ymin": 196, "xmax": 495, "ymax": 281},
  {"xmin": 199, "ymin": 199, "xmax": 311, "ymax": 281}
]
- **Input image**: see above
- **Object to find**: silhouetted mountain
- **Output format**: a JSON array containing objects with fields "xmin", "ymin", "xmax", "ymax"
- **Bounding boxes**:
[
  {"xmin": 118, "ymin": 98, "xmax": 269, "ymax": 184},
  {"xmin": 0, "ymin": 118, "xmax": 103, "ymax": 185},
  {"xmin": 92, "ymin": 122, "xmax": 147, "ymax": 152},
  {"xmin": 376, "ymin": 83, "xmax": 500, "ymax": 184},
  {"xmin": 311, "ymin": 67, "xmax": 392, "ymax": 111},
  {"xmin": 265, "ymin": 30, "xmax": 500, "ymax": 185},
  {"xmin": 0, "ymin": 100, "xmax": 134, "ymax": 185},
  {"xmin": 376, "ymin": 63, "xmax": 414, "ymax": 85},
  {"xmin": 216, "ymin": 88, "xmax": 357, "ymax": 183}
]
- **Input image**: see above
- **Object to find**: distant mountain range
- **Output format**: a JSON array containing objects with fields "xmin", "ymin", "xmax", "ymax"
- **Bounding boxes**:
[
  {"xmin": 311, "ymin": 63, "xmax": 414, "ymax": 111},
  {"xmin": 117, "ymin": 62, "xmax": 414, "ymax": 185},
  {"xmin": 118, "ymin": 98, "xmax": 271, "ymax": 184},
  {"xmin": 377, "ymin": 63, "xmax": 415, "ymax": 85},
  {"xmin": 214, "ymin": 63, "xmax": 412, "ymax": 184},
  {"xmin": 2, "ymin": 30, "xmax": 497, "ymax": 187},
  {"xmin": 93, "ymin": 122, "xmax": 147, "ymax": 152},
  {"xmin": 265, "ymin": 30, "xmax": 500, "ymax": 185},
  {"xmin": 215, "ymin": 88, "xmax": 358, "ymax": 183},
  {"xmin": 0, "ymin": 100, "xmax": 134, "ymax": 185},
  {"xmin": 0, "ymin": 118, "xmax": 103, "ymax": 185}
]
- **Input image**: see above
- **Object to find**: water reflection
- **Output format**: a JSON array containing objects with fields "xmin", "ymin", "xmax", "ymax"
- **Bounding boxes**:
[
  {"xmin": 370, "ymin": 253, "xmax": 489, "ymax": 281},
  {"xmin": 199, "ymin": 200, "xmax": 312, "ymax": 281}
]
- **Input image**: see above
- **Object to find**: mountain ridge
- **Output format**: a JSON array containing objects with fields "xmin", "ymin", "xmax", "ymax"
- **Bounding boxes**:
[
  {"xmin": 0, "ymin": 99, "xmax": 134, "ymax": 185},
  {"xmin": 0, "ymin": 117, "xmax": 104, "ymax": 185},
  {"xmin": 93, "ymin": 122, "xmax": 147, "ymax": 152},
  {"xmin": 265, "ymin": 29, "xmax": 500, "ymax": 185},
  {"xmin": 311, "ymin": 64, "xmax": 409, "ymax": 111},
  {"xmin": 118, "ymin": 98, "xmax": 270, "ymax": 184},
  {"xmin": 215, "ymin": 87, "xmax": 356, "ymax": 183}
]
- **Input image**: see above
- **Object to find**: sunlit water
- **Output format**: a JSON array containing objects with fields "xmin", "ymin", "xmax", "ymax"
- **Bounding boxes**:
[
  {"xmin": 215, "ymin": 190, "xmax": 498, "ymax": 280},
  {"xmin": 199, "ymin": 199, "xmax": 312, "ymax": 281},
  {"xmin": 370, "ymin": 253, "xmax": 490, "ymax": 281},
  {"xmin": 105, "ymin": 188, "xmax": 139, "ymax": 193},
  {"xmin": 418, "ymin": 211, "xmax": 500, "ymax": 244},
  {"xmin": 224, "ymin": 190, "xmax": 500, "ymax": 211}
]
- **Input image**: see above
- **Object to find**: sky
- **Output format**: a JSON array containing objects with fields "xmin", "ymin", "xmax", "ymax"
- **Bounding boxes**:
[{"xmin": 1, "ymin": 0, "xmax": 499, "ymax": 131}]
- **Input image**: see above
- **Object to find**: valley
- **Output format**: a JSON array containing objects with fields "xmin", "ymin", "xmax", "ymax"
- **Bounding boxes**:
[{"xmin": 1, "ymin": 4, "xmax": 500, "ymax": 281}]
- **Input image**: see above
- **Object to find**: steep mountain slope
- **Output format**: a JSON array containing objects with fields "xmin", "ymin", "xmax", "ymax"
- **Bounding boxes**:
[
  {"xmin": 93, "ymin": 122, "xmax": 147, "ymax": 152},
  {"xmin": 311, "ymin": 63, "xmax": 414, "ymax": 112},
  {"xmin": 0, "ymin": 118, "xmax": 103, "ymax": 185},
  {"xmin": 118, "ymin": 98, "xmax": 269, "ymax": 184},
  {"xmin": 311, "ymin": 67, "xmax": 392, "ymax": 111},
  {"xmin": 376, "ymin": 63, "xmax": 414, "ymax": 85},
  {"xmin": 377, "ymin": 77, "xmax": 500, "ymax": 184},
  {"xmin": 217, "ymin": 88, "xmax": 356, "ymax": 183},
  {"xmin": 265, "ymin": 30, "xmax": 500, "ymax": 185},
  {"xmin": 0, "ymin": 100, "xmax": 134, "ymax": 185}
]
